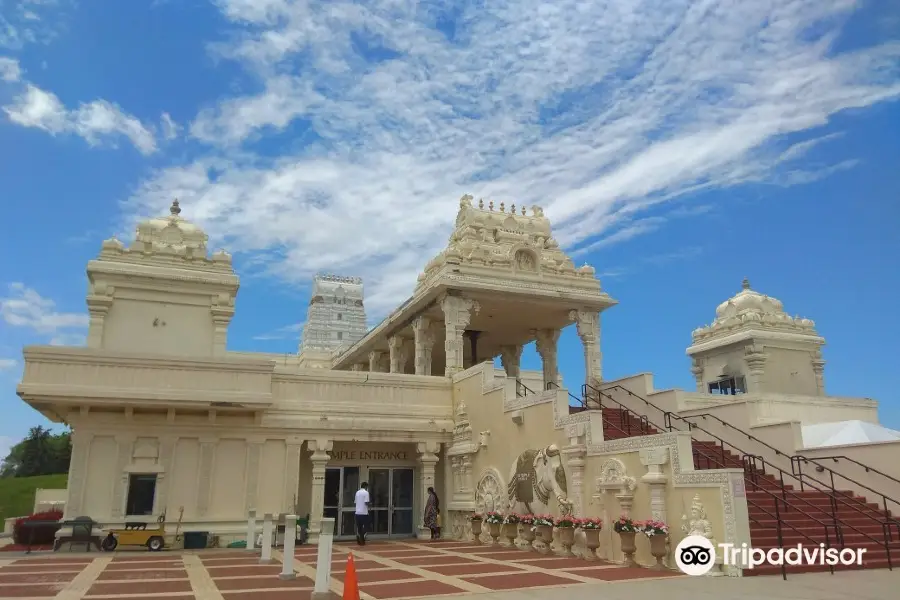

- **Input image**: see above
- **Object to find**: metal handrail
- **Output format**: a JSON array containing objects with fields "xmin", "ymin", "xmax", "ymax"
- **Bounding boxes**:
[
  {"xmin": 598, "ymin": 385, "xmax": 900, "ymax": 513},
  {"xmin": 583, "ymin": 383, "xmax": 896, "ymax": 567},
  {"xmin": 515, "ymin": 379, "xmax": 533, "ymax": 398},
  {"xmin": 601, "ymin": 383, "xmax": 900, "ymax": 523}
]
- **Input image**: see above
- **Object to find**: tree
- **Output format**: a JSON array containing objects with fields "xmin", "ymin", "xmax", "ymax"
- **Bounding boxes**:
[{"xmin": 0, "ymin": 427, "xmax": 72, "ymax": 478}]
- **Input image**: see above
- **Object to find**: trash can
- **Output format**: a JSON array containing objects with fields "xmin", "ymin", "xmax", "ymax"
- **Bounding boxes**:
[{"xmin": 183, "ymin": 531, "xmax": 209, "ymax": 550}]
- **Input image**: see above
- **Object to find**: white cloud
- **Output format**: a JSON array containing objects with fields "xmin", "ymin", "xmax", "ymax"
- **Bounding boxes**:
[
  {"xmin": 160, "ymin": 112, "xmax": 180, "ymax": 141},
  {"xmin": 0, "ymin": 56, "xmax": 21, "ymax": 81},
  {"xmin": 0, "ymin": 0, "xmax": 68, "ymax": 50},
  {"xmin": 0, "ymin": 435, "xmax": 15, "ymax": 462},
  {"xmin": 3, "ymin": 84, "xmax": 158, "ymax": 154},
  {"xmin": 253, "ymin": 322, "xmax": 304, "ymax": 341},
  {"xmin": 0, "ymin": 358, "xmax": 17, "ymax": 371},
  {"xmin": 0, "ymin": 282, "xmax": 88, "ymax": 336},
  {"xmin": 120, "ymin": 0, "xmax": 900, "ymax": 318}
]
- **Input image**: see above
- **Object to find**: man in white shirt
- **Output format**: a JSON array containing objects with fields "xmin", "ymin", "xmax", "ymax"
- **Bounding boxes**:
[{"xmin": 354, "ymin": 482, "xmax": 370, "ymax": 545}]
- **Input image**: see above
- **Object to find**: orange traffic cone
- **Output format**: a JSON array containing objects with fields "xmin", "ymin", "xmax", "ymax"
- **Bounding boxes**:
[{"xmin": 343, "ymin": 552, "xmax": 360, "ymax": 600}]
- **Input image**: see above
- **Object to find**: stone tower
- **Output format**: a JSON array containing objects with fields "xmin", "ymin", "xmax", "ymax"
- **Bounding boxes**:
[
  {"xmin": 299, "ymin": 274, "xmax": 367, "ymax": 354},
  {"xmin": 686, "ymin": 278, "xmax": 826, "ymax": 396}
]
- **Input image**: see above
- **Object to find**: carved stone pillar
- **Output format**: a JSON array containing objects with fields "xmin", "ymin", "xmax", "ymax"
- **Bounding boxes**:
[
  {"xmin": 499, "ymin": 344, "xmax": 523, "ymax": 379},
  {"xmin": 389, "ymin": 335, "xmax": 410, "ymax": 374},
  {"xmin": 744, "ymin": 344, "xmax": 767, "ymax": 392},
  {"xmin": 64, "ymin": 430, "xmax": 93, "ymax": 518},
  {"xmin": 811, "ymin": 349, "xmax": 826, "ymax": 395},
  {"xmin": 368, "ymin": 350, "xmax": 386, "ymax": 373},
  {"xmin": 211, "ymin": 293, "xmax": 235, "ymax": 357},
  {"xmin": 561, "ymin": 424, "xmax": 587, "ymax": 518},
  {"xmin": 416, "ymin": 441, "xmax": 441, "ymax": 539},
  {"xmin": 639, "ymin": 448, "xmax": 669, "ymax": 523},
  {"xmin": 245, "ymin": 439, "xmax": 264, "ymax": 513},
  {"xmin": 690, "ymin": 358, "xmax": 704, "ymax": 392},
  {"xmin": 459, "ymin": 454, "xmax": 474, "ymax": 498},
  {"xmin": 86, "ymin": 283, "xmax": 114, "ymax": 348},
  {"xmin": 308, "ymin": 439, "xmax": 332, "ymax": 541},
  {"xmin": 440, "ymin": 295, "xmax": 480, "ymax": 376},
  {"xmin": 283, "ymin": 437, "xmax": 304, "ymax": 514},
  {"xmin": 111, "ymin": 434, "xmax": 135, "ymax": 518},
  {"xmin": 413, "ymin": 316, "xmax": 435, "ymax": 376},
  {"xmin": 534, "ymin": 328, "xmax": 561, "ymax": 388},
  {"xmin": 197, "ymin": 438, "xmax": 217, "ymax": 517},
  {"xmin": 570, "ymin": 310, "xmax": 602, "ymax": 390}
]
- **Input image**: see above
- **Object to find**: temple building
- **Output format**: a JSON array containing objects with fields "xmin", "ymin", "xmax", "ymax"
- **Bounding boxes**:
[{"xmin": 13, "ymin": 195, "xmax": 898, "ymax": 572}]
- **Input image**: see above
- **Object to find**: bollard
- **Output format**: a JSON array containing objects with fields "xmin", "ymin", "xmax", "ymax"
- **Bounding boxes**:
[
  {"xmin": 260, "ymin": 513, "xmax": 274, "ymax": 564},
  {"xmin": 312, "ymin": 517, "xmax": 335, "ymax": 600},
  {"xmin": 279, "ymin": 514, "xmax": 297, "ymax": 580},
  {"xmin": 247, "ymin": 509, "xmax": 257, "ymax": 551}
]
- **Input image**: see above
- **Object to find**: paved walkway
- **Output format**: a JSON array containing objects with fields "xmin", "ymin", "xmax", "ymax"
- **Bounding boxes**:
[{"xmin": 0, "ymin": 539, "xmax": 896, "ymax": 600}]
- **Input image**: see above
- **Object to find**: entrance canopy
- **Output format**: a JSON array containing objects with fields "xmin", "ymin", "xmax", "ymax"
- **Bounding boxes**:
[{"xmin": 802, "ymin": 420, "xmax": 900, "ymax": 448}]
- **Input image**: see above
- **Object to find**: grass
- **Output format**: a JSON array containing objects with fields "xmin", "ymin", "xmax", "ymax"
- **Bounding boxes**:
[{"xmin": 0, "ymin": 473, "xmax": 68, "ymax": 524}]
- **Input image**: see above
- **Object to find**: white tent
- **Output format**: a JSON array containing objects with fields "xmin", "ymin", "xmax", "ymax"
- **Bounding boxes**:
[{"xmin": 801, "ymin": 420, "xmax": 900, "ymax": 449}]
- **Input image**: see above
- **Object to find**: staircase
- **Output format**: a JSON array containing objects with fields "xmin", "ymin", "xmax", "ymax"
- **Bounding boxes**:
[{"xmin": 573, "ymin": 400, "xmax": 900, "ymax": 576}]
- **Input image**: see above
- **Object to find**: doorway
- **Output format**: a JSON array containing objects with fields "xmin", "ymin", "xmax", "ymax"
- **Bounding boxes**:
[{"xmin": 323, "ymin": 466, "xmax": 415, "ymax": 539}]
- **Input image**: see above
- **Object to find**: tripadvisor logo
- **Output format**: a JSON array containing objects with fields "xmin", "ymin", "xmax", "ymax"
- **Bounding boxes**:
[{"xmin": 675, "ymin": 535, "xmax": 867, "ymax": 575}]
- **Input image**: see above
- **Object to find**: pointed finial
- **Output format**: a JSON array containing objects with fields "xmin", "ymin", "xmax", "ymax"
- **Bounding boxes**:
[
  {"xmin": 511, "ymin": 203, "xmax": 516, "ymax": 214},
  {"xmin": 478, "ymin": 198, "xmax": 484, "ymax": 209},
  {"xmin": 521, "ymin": 205, "xmax": 526, "ymax": 215},
  {"xmin": 170, "ymin": 199, "xmax": 181, "ymax": 216},
  {"xmin": 499, "ymin": 201, "xmax": 505, "ymax": 212},
  {"xmin": 742, "ymin": 277, "xmax": 750, "ymax": 290},
  {"xmin": 488, "ymin": 200, "xmax": 494, "ymax": 211}
]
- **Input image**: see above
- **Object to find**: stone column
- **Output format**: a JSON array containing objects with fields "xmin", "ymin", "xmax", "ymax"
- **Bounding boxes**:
[
  {"xmin": 368, "ymin": 350, "xmax": 386, "ymax": 372},
  {"xmin": 413, "ymin": 316, "xmax": 435, "ymax": 376},
  {"xmin": 416, "ymin": 441, "xmax": 441, "ymax": 539},
  {"xmin": 459, "ymin": 454, "xmax": 474, "ymax": 499},
  {"xmin": 534, "ymin": 328, "xmax": 561, "ymax": 389},
  {"xmin": 639, "ymin": 448, "xmax": 669, "ymax": 523},
  {"xmin": 308, "ymin": 438, "xmax": 332, "ymax": 542},
  {"xmin": 244, "ymin": 438, "xmax": 264, "ymax": 514},
  {"xmin": 570, "ymin": 310, "xmax": 603, "ymax": 389},
  {"xmin": 64, "ymin": 430, "xmax": 93, "ymax": 518},
  {"xmin": 283, "ymin": 437, "xmax": 304, "ymax": 513},
  {"xmin": 812, "ymin": 349, "xmax": 826, "ymax": 395},
  {"xmin": 389, "ymin": 335, "xmax": 410, "ymax": 373},
  {"xmin": 210, "ymin": 294, "xmax": 235, "ymax": 357},
  {"xmin": 499, "ymin": 344, "xmax": 523, "ymax": 379},
  {"xmin": 744, "ymin": 344, "xmax": 767, "ymax": 392},
  {"xmin": 111, "ymin": 434, "xmax": 135, "ymax": 518},
  {"xmin": 690, "ymin": 358, "xmax": 704, "ymax": 392},
  {"xmin": 85, "ymin": 283, "xmax": 114, "ymax": 348},
  {"xmin": 441, "ymin": 295, "xmax": 480, "ymax": 376},
  {"xmin": 350, "ymin": 363, "xmax": 365, "ymax": 372},
  {"xmin": 197, "ymin": 438, "xmax": 217, "ymax": 517},
  {"xmin": 154, "ymin": 437, "xmax": 177, "ymax": 517},
  {"xmin": 561, "ymin": 425, "xmax": 587, "ymax": 518}
]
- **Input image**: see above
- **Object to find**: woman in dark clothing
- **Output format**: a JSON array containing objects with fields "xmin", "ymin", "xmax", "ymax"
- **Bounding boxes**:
[{"xmin": 424, "ymin": 487, "xmax": 440, "ymax": 540}]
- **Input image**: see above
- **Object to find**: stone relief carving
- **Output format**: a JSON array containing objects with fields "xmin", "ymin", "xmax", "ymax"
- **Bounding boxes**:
[
  {"xmin": 682, "ymin": 494, "xmax": 723, "ymax": 576},
  {"xmin": 596, "ymin": 458, "xmax": 636, "ymax": 492},
  {"xmin": 475, "ymin": 468, "xmax": 506, "ymax": 515},
  {"xmin": 507, "ymin": 444, "xmax": 573, "ymax": 515},
  {"xmin": 514, "ymin": 249, "xmax": 537, "ymax": 271}
]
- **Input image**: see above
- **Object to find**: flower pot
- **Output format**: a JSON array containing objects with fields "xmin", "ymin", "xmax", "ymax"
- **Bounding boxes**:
[
  {"xmin": 488, "ymin": 522, "xmax": 501, "ymax": 545},
  {"xmin": 557, "ymin": 526, "xmax": 575, "ymax": 556},
  {"xmin": 648, "ymin": 534, "xmax": 668, "ymax": 570},
  {"xmin": 519, "ymin": 524, "xmax": 536, "ymax": 545},
  {"xmin": 617, "ymin": 531, "xmax": 637, "ymax": 567},
  {"xmin": 470, "ymin": 520, "xmax": 483, "ymax": 542},
  {"xmin": 537, "ymin": 525, "xmax": 553, "ymax": 544},
  {"xmin": 502, "ymin": 523, "xmax": 518, "ymax": 546},
  {"xmin": 583, "ymin": 529, "xmax": 601, "ymax": 560}
]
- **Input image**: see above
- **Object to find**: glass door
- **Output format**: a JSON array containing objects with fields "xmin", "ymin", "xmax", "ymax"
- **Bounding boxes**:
[
  {"xmin": 339, "ymin": 466, "xmax": 361, "ymax": 538},
  {"xmin": 323, "ymin": 468, "xmax": 341, "ymax": 536},
  {"xmin": 391, "ymin": 468, "xmax": 415, "ymax": 536},
  {"xmin": 368, "ymin": 468, "xmax": 391, "ymax": 535}
]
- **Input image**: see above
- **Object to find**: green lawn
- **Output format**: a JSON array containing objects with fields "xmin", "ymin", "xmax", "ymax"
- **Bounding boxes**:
[{"xmin": 0, "ymin": 474, "xmax": 68, "ymax": 523}]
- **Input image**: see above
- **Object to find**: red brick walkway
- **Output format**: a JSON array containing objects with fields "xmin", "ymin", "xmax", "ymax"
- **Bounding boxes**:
[{"xmin": 0, "ymin": 540, "xmax": 681, "ymax": 599}]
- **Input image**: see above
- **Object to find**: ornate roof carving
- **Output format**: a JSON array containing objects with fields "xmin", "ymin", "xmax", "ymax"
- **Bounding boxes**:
[
  {"xmin": 94, "ymin": 200, "xmax": 234, "ymax": 273},
  {"xmin": 416, "ymin": 194, "xmax": 597, "ymax": 291},
  {"xmin": 691, "ymin": 278, "xmax": 818, "ymax": 344}
]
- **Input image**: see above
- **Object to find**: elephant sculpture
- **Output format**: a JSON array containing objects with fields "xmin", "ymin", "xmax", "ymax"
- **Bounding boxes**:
[{"xmin": 507, "ymin": 444, "xmax": 573, "ymax": 515}]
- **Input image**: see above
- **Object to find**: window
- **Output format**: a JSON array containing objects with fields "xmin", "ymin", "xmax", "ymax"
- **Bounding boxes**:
[
  {"xmin": 125, "ymin": 474, "xmax": 157, "ymax": 516},
  {"xmin": 708, "ymin": 376, "xmax": 747, "ymax": 395},
  {"xmin": 336, "ymin": 313, "xmax": 342, "ymax": 320},
  {"xmin": 337, "ymin": 331, "xmax": 343, "ymax": 340}
]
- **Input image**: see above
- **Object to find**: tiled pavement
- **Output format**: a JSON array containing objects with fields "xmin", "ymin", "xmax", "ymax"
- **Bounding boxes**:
[{"xmin": 0, "ymin": 539, "xmax": 683, "ymax": 600}]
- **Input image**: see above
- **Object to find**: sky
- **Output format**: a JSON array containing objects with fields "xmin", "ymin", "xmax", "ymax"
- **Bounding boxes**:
[{"xmin": 0, "ymin": 0, "xmax": 898, "ymax": 462}]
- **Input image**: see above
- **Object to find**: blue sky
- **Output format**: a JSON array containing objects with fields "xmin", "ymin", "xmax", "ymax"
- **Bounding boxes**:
[{"xmin": 1, "ymin": 0, "xmax": 899, "ymax": 459}]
